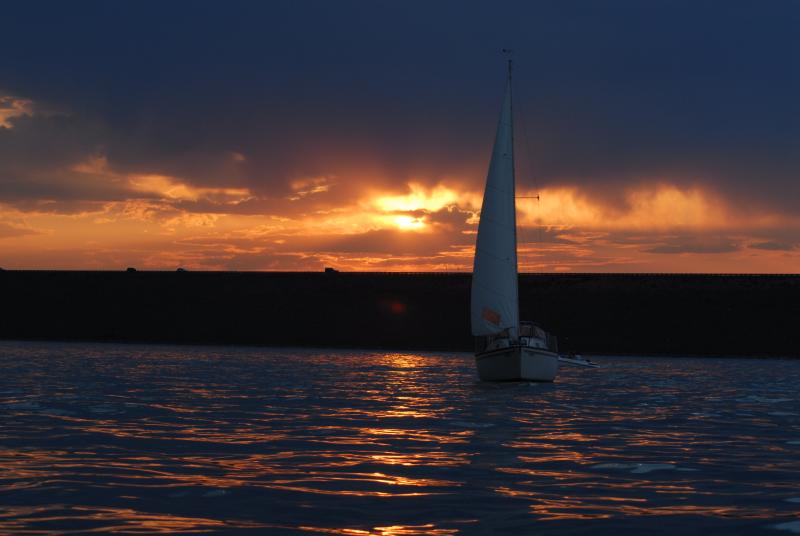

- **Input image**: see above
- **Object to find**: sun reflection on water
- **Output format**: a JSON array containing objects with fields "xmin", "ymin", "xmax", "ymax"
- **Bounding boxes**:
[{"xmin": 296, "ymin": 523, "xmax": 463, "ymax": 535}]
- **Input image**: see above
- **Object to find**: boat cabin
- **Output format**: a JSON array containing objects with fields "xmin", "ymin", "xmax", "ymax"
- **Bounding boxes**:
[{"xmin": 475, "ymin": 321, "xmax": 558, "ymax": 354}]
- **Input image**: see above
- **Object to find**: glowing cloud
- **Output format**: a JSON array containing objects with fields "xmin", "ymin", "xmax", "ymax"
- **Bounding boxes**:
[
  {"xmin": 288, "ymin": 176, "xmax": 335, "ymax": 201},
  {"xmin": 370, "ymin": 182, "xmax": 479, "ymax": 213},
  {"xmin": 0, "ymin": 95, "xmax": 34, "ymax": 128},
  {"xmin": 389, "ymin": 215, "xmax": 426, "ymax": 231},
  {"xmin": 517, "ymin": 184, "xmax": 789, "ymax": 231},
  {"xmin": 1, "ymin": 174, "xmax": 798, "ymax": 273},
  {"xmin": 129, "ymin": 174, "xmax": 252, "ymax": 203}
]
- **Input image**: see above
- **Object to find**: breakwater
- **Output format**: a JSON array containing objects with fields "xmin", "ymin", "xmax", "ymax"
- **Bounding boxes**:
[{"xmin": 1, "ymin": 271, "xmax": 798, "ymax": 356}]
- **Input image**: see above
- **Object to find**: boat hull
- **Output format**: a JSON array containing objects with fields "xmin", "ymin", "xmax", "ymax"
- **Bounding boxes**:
[{"xmin": 475, "ymin": 346, "xmax": 559, "ymax": 382}]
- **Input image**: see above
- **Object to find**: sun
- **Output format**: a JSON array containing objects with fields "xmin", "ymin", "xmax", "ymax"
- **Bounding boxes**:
[{"xmin": 393, "ymin": 215, "xmax": 425, "ymax": 230}]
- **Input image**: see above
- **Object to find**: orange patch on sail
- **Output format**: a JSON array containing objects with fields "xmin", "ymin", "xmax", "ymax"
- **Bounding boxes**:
[{"xmin": 482, "ymin": 307, "xmax": 501, "ymax": 325}]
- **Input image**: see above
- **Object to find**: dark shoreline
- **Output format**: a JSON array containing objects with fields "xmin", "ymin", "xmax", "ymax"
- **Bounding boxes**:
[
  {"xmin": 2, "ymin": 338, "xmax": 799, "ymax": 361},
  {"xmin": 1, "ymin": 270, "xmax": 798, "ymax": 357}
]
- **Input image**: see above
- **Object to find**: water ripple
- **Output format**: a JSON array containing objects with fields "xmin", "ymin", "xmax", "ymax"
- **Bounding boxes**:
[{"xmin": 0, "ymin": 341, "xmax": 799, "ymax": 534}]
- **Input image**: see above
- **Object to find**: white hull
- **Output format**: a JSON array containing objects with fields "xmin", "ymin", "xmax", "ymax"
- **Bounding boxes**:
[{"xmin": 475, "ymin": 345, "xmax": 559, "ymax": 382}]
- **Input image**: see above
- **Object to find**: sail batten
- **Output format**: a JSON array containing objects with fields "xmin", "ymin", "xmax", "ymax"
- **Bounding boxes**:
[{"xmin": 470, "ymin": 74, "xmax": 519, "ymax": 337}]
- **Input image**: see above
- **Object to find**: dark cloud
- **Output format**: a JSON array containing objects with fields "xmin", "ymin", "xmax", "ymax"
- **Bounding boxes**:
[
  {"xmin": 425, "ymin": 206, "xmax": 473, "ymax": 229},
  {"xmin": 189, "ymin": 251, "xmax": 315, "ymax": 272},
  {"xmin": 0, "ymin": 1, "xmax": 796, "ymax": 212},
  {"xmin": 518, "ymin": 226, "xmax": 581, "ymax": 245},
  {"xmin": 749, "ymin": 241, "xmax": 797, "ymax": 251},
  {"xmin": 5, "ymin": 200, "xmax": 109, "ymax": 215},
  {"xmin": 303, "ymin": 229, "xmax": 455, "ymax": 256},
  {"xmin": 0, "ymin": 112, "xmax": 120, "ymax": 207},
  {"xmin": 644, "ymin": 240, "xmax": 741, "ymax": 255}
]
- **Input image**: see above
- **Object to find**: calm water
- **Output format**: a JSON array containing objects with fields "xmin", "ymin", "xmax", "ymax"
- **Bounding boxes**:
[{"xmin": 1, "ymin": 341, "xmax": 799, "ymax": 535}]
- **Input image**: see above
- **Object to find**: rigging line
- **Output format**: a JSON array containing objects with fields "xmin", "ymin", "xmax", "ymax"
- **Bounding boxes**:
[{"xmin": 514, "ymin": 62, "xmax": 544, "ymax": 250}]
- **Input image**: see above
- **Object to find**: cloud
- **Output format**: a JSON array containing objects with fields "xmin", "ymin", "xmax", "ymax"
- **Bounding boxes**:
[
  {"xmin": 0, "ymin": 95, "xmax": 34, "ymax": 128},
  {"xmin": 518, "ymin": 184, "xmax": 786, "ymax": 231},
  {"xmin": 644, "ymin": 241, "xmax": 741, "ymax": 255},
  {"xmin": 287, "ymin": 176, "xmax": 335, "ymax": 201},
  {"xmin": 0, "ymin": 1, "xmax": 797, "ymax": 214},
  {"xmin": 1, "ymin": 169, "xmax": 799, "ymax": 272},
  {"xmin": 128, "ymin": 174, "xmax": 252, "ymax": 204},
  {"xmin": 749, "ymin": 241, "xmax": 797, "ymax": 251},
  {"xmin": 0, "ymin": 221, "xmax": 40, "ymax": 239},
  {"xmin": 304, "ymin": 228, "xmax": 451, "ymax": 256},
  {"xmin": 0, "ymin": 1, "xmax": 798, "ymax": 276}
]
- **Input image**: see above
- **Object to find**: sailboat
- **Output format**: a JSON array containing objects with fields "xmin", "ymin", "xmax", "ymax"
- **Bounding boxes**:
[{"xmin": 471, "ymin": 59, "xmax": 559, "ymax": 382}]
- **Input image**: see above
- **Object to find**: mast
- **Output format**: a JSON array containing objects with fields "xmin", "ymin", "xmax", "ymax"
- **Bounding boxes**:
[{"xmin": 508, "ymin": 57, "xmax": 520, "ymax": 327}]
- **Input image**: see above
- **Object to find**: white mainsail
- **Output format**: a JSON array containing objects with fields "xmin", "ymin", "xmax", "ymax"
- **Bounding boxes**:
[{"xmin": 471, "ymin": 73, "xmax": 519, "ymax": 337}]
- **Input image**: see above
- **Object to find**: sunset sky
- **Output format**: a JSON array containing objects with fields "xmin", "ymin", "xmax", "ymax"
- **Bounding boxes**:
[{"xmin": 1, "ymin": 1, "xmax": 798, "ymax": 272}]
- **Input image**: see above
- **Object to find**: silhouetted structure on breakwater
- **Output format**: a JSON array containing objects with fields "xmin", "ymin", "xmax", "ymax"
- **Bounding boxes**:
[{"xmin": 1, "ymin": 271, "xmax": 798, "ymax": 356}]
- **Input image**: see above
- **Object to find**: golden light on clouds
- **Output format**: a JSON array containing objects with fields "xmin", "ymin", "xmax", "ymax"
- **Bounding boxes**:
[
  {"xmin": 517, "ymin": 183, "xmax": 796, "ymax": 232},
  {"xmin": 371, "ymin": 183, "xmax": 468, "ymax": 213},
  {"xmin": 517, "ymin": 184, "xmax": 728, "ymax": 230},
  {"xmin": 70, "ymin": 154, "xmax": 111, "ymax": 175},
  {"xmin": 1, "ymin": 170, "xmax": 798, "ymax": 272},
  {"xmin": 129, "ymin": 174, "xmax": 252, "ymax": 203},
  {"xmin": 289, "ymin": 177, "xmax": 334, "ymax": 201},
  {"xmin": 390, "ymin": 215, "xmax": 426, "ymax": 231},
  {"xmin": 365, "ymin": 182, "xmax": 482, "ymax": 233},
  {"xmin": 0, "ymin": 95, "xmax": 34, "ymax": 128},
  {"xmin": 70, "ymin": 155, "xmax": 253, "ymax": 204}
]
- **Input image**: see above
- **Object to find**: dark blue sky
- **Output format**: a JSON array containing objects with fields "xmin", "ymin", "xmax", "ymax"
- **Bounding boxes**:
[{"xmin": 1, "ymin": 0, "xmax": 797, "ymax": 207}]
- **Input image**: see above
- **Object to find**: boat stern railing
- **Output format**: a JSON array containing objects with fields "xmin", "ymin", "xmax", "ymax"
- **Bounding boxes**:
[{"xmin": 475, "ymin": 324, "xmax": 558, "ymax": 353}]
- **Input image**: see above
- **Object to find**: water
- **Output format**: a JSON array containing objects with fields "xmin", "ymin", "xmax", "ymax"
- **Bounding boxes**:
[{"xmin": 0, "ymin": 341, "xmax": 799, "ymax": 535}]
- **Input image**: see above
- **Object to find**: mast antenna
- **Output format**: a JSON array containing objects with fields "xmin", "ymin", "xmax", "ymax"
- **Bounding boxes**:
[{"xmin": 501, "ymin": 48, "xmax": 514, "ymax": 78}]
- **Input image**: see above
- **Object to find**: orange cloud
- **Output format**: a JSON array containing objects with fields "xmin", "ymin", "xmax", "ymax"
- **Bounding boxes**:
[
  {"xmin": 517, "ymin": 183, "xmax": 789, "ymax": 231},
  {"xmin": 1, "ymin": 174, "xmax": 799, "ymax": 273},
  {"xmin": 128, "ymin": 174, "xmax": 252, "ymax": 204},
  {"xmin": 288, "ymin": 176, "xmax": 335, "ymax": 201},
  {"xmin": 0, "ymin": 95, "xmax": 34, "ymax": 128},
  {"xmin": 370, "ymin": 182, "xmax": 475, "ymax": 213}
]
